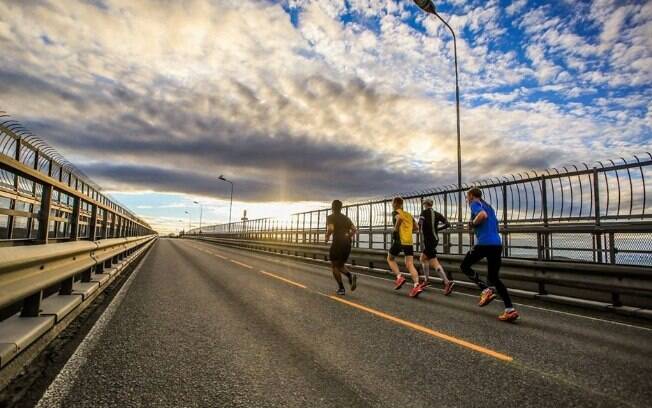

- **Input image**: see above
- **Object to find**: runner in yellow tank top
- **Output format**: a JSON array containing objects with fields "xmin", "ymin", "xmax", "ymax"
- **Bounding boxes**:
[{"xmin": 387, "ymin": 197, "xmax": 423, "ymax": 297}]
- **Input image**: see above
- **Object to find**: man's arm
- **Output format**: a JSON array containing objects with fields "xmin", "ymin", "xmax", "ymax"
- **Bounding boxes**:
[
  {"xmin": 325, "ymin": 223, "xmax": 334, "ymax": 243},
  {"xmin": 436, "ymin": 212, "xmax": 450, "ymax": 230},
  {"xmin": 470, "ymin": 202, "xmax": 488, "ymax": 227},
  {"xmin": 412, "ymin": 217, "xmax": 419, "ymax": 233}
]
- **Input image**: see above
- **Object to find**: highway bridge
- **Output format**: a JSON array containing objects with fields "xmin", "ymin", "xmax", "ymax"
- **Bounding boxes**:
[{"xmin": 1, "ymin": 119, "xmax": 651, "ymax": 407}]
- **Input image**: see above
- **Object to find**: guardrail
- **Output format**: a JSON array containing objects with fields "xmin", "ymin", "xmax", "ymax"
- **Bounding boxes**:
[
  {"xmin": 190, "ymin": 154, "xmax": 652, "ymax": 269},
  {"xmin": 186, "ymin": 236, "xmax": 652, "ymax": 314},
  {"xmin": 0, "ymin": 234, "xmax": 157, "ymax": 316},
  {"xmin": 0, "ymin": 234, "xmax": 157, "ymax": 370},
  {"xmin": 1, "ymin": 114, "xmax": 155, "ymax": 246}
]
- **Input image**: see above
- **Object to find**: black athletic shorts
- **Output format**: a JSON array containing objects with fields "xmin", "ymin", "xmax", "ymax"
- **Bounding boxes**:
[
  {"xmin": 389, "ymin": 241, "xmax": 414, "ymax": 257},
  {"xmin": 422, "ymin": 238, "xmax": 438, "ymax": 259},
  {"xmin": 329, "ymin": 240, "xmax": 352, "ymax": 267}
]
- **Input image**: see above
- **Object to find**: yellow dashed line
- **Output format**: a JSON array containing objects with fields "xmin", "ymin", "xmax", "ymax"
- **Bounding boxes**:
[
  {"xmin": 230, "ymin": 259, "xmax": 254, "ymax": 269},
  {"xmin": 259, "ymin": 270, "xmax": 307, "ymax": 289},
  {"xmin": 326, "ymin": 295, "xmax": 513, "ymax": 363}
]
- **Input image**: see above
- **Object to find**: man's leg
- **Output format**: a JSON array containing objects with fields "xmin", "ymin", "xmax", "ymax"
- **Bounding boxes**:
[
  {"xmin": 420, "ymin": 253, "xmax": 430, "ymax": 283},
  {"xmin": 486, "ymin": 247, "xmax": 513, "ymax": 309},
  {"xmin": 430, "ymin": 257, "xmax": 449, "ymax": 284},
  {"xmin": 387, "ymin": 253, "xmax": 401, "ymax": 276},
  {"xmin": 340, "ymin": 265, "xmax": 357, "ymax": 291},
  {"xmin": 331, "ymin": 264, "xmax": 344, "ymax": 290},
  {"xmin": 460, "ymin": 246, "xmax": 489, "ymax": 290},
  {"xmin": 405, "ymin": 256, "xmax": 420, "ymax": 286}
]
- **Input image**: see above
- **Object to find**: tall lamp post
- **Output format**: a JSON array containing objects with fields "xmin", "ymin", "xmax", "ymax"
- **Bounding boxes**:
[
  {"xmin": 218, "ymin": 175, "xmax": 234, "ymax": 232},
  {"xmin": 413, "ymin": 0, "xmax": 463, "ymax": 252},
  {"xmin": 193, "ymin": 201, "xmax": 203, "ymax": 234},
  {"xmin": 184, "ymin": 210, "xmax": 191, "ymax": 233}
]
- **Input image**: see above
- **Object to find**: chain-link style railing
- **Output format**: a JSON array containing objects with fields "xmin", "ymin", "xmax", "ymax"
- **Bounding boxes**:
[
  {"xmin": 190, "ymin": 154, "xmax": 652, "ymax": 267},
  {"xmin": 0, "ymin": 112, "xmax": 154, "ymax": 244}
]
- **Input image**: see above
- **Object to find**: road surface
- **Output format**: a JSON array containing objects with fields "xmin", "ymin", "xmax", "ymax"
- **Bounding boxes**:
[{"xmin": 36, "ymin": 238, "xmax": 652, "ymax": 407}]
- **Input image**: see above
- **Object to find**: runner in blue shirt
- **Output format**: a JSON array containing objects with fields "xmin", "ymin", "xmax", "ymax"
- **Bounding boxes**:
[{"xmin": 459, "ymin": 188, "xmax": 519, "ymax": 322}]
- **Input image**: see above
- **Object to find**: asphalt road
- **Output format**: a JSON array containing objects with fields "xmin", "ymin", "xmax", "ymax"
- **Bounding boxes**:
[{"xmin": 35, "ymin": 238, "xmax": 652, "ymax": 407}]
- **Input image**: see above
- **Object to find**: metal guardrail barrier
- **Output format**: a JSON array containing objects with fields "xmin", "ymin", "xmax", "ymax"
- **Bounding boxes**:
[
  {"xmin": 0, "ymin": 235, "xmax": 157, "ymax": 316},
  {"xmin": 191, "ymin": 154, "xmax": 652, "ymax": 269},
  {"xmin": 188, "ymin": 236, "xmax": 652, "ymax": 312},
  {"xmin": 0, "ymin": 113, "xmax": 155, "ymax": 246}
]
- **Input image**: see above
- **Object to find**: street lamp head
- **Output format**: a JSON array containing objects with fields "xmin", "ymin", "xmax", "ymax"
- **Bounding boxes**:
[
  {"xmin": 218, "ymin": 175, "xmax": 226, "ymax": 181},
  {"xmin": 193, "ymin": 201, "xmax": 199, "ymax": 204},
  {"xmin": 414, "ymin": 0, "xmax": 436, "ymax": 14}
]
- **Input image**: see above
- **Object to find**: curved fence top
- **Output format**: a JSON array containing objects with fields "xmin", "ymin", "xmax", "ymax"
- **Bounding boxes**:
[
  {"xmin": 192, "ymin": 153, "xmax": 652, "ymax": 234},
  {"xmin": 0, "ymin": 112, "xmax": 151, "ymax": 229}
]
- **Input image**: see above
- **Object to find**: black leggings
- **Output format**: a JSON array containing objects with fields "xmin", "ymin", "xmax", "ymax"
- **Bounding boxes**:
[{"xmin": 459, "ymin": 245, "xmax": 513, "ymax": 309}]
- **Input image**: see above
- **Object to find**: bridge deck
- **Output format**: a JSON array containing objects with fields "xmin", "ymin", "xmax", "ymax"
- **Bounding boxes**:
[{"xmin": 37, "ymin": 239, "xmax": 652, "ymax": 407}]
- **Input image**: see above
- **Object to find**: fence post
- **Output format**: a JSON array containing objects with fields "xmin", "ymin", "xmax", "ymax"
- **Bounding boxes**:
[
  {"xmin": 316, "ymin": 210, "xmax": 321, "ymax": 243},
  {"xmin": 593, "ymin": 167, "xmax": 603, "ymax": 263},
  {"xmin": 383, "ymin": 201, "xmax": 388, "ymax": 250},
  {"xmin": 368, "ymin": 202, "xmax": 373, "ymax": 249},
  {"xmin": 541, "ymin": 176, "xmax": 550, "ymax": 261},
  {"xmin": 308, "ymin": 212, "xmax": 313, "ymax": 244},
  {"xmin": 502, "ymin": 184, "xmax": 508, "ymax": 257},
  {"xmin": 90, "ymin": 203, "xmax": 98, "ymax": 241},
  {"xmin": 70, "ymin": 196, "xmax": 81, "ymax": 241},
  {"xmin": 443, "ymin": 194, "xmax": 449, "ymax": 254},
  {"xmin": 356, "ymin": 204, "xmax": 360, "ymax": 248},
  {"xmin": 37, "ymin": 184, "xmax": 52, "ymax": 244}
]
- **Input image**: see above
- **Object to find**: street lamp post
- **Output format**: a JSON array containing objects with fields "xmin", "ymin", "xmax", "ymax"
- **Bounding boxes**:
[
  {"xmin": 218, "ymin": 175, "xmax": 234, "ymax": 232},
  {"xmin": 184, "ymin": 210, "xmax": 191, "ymax": 233},
  {"xmin": 414, "ymin": 0, "xmax": 463, "ymax": 253},
  {"xmin": 193, "ymin": 201, "xmax": 203, "ymax": 234}
]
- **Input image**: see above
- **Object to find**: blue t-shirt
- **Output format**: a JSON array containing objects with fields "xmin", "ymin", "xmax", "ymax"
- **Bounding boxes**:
[{"xmin": 470, "ymin": 200, "xmax": 502, "ymax": 246}]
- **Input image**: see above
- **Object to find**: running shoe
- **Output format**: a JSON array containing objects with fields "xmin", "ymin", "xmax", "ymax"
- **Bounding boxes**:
[
  {"xmin": 478, "ymin": 288, "xmax": 496, "ymax": 307},
  {"xmin": 443, "ymin": 281, "xmax": 455, "ymax": 296},
  {"xmin": 409, "ymin": 285, "xmax": 423, "ymax": 298},
  {"xmin": 420, "ymin": 280, "xmax": 431, "ymax": 288},
  {"xmin": 498, "ymin": 310, "xmax": 519, "ymax": 322},
  {"xmin": 350, "ymin": 274, "xmax": 357, "ymax": 292},
  {"xmin": 336, "ymin": 288, "xmax": 346, "ymax": 296},
  {"xmin": 394, "ymin": 275, "xmax": 407, "ymax": 290}
]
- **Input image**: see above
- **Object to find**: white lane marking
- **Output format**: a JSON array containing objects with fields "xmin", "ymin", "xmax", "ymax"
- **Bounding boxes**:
[{"xmin": 36, "ymin": 247, "xmax": 153, "ymax": 407}]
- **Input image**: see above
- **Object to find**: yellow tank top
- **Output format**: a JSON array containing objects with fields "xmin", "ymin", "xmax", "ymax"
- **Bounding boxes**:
[{"xmin": 396, "ymin": 209, "xmax": 414, "ymax": 245}]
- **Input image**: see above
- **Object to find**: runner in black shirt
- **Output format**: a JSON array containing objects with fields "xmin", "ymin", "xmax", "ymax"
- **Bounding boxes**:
[
  {"xmin": 418, "ymin": 198, "xmax": 454, "ymax": 295},
  {"xmin": 325, "ymin": 200, "xmax": 358, "ymax": 295}
]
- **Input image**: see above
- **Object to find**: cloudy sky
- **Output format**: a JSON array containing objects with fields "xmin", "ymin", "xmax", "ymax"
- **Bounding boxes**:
[{"xmin": 1, "ymin": 0, "xmax": 650, "ymax": 233}]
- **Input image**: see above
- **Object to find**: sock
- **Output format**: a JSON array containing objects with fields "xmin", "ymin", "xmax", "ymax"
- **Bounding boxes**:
[
  {"xmin": 436, "ymin": 267, "xmax": 448, "ymax": 284},
  {"xmin": 505, "ymin": 307, "xmax": 515, "ymax": 312},
  {"xmin": 422, "ymin": 262, "xmax": 430, "ymax": 280}
]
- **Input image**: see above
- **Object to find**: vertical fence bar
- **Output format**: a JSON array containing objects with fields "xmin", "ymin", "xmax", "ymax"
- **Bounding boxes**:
[
  {"xmin": 37, "ymin": 184, "xmax": 52, "ymax": 244},
  {"xmin": 368, "ymin": 202, "xmax": 373, "ymax": 249},
  {"xmin": 383, "ymin": 201, "xmax": 388, "ymax": 250},
  {"xmin": 593, "ymin": 167, "xmax": 603, "ymax": 263}
]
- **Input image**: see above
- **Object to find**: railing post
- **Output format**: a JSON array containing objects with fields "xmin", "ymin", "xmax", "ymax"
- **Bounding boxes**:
[
  {"xmin": 383, "ymin": 201, "xmax": 388, "ymax": 251},
  {"xmin": 21, "ymin": 291, "xmax": 42, "ymax": 317},
  {"xmin": 502, "ymin": 184, "xmax": 508, "ymax": 257},
  {"xmin": 90, "ymin": 203, "xmax": 98, "ymax": 241},
  {"xmin": 316, "ymin": 210, "xmax": 321, "ymax": 243},
  {"xmin": 356, "ymin": 205, "xmax": 360, "ymax": 248},
  {"xmin": 60, "ymin": 277, "xmax": 73, "ymax": 295},
  {"xmin": 37, "ymin": 184, "xmax": 53, "ymax": 244},
  {"xmin": 442, "ymin": 195, "xmax": 449, "ymax": 254},
  {"xmin": 308, "ymin": 212, "xmax": 313, "ymax": 244},
  {"xmin": 70, "ymin": 196, "xmax": 81, "ymax": 241},
  {"xmin": 593, "ymin": 167, "xmax": 603, "ymax": 263},
  {"xmin": 541, "ymin": 176, "xmax": 550, "ymax": 261},
  {"xmin": 368, "ymin": 202, "xmax": 373, "ymax": 249}
]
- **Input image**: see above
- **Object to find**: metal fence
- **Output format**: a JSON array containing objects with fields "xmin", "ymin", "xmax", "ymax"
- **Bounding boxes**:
[
  {"xmin": 191, "ymin": 154, "xmax": 652, "ymax": 267},
  {"xmin": 0, "ymin": 112, "xmax": 155, "ymax": 245}
]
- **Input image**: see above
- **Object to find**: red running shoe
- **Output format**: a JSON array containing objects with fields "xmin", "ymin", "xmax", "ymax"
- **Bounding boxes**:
[
  {"xmin": 498, "ymin": 310, "xmax": 519, "ymax": 322},
  {"xmin": 409, "ymin": 285, "xmax": 423, "ymax": 298},
  {"xmin": 443, "ymin": 281, "xmax": 455, "ymax": 296},
  {"xmin": 394, "ymin": 275, "xmax": 407, "ymax": 290},
  {"xmin": 478, "ymin": 288, "xmax": 496, "ymax": 307}
]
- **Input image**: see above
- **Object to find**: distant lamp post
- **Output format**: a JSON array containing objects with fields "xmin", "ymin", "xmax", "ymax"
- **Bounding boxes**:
[
  {"xmin": 218, "ymin": 175, "xmax": 234, "ymax": 232},
  {"xmin": 193, "ymin": 201, "xmax": 203, "ymax": 234},
  {"xmin": 413, "ymin": 0, "xmax": 464, "ymax": 252},
  {"xmin": 184, "ymin": 210, "xmax": 191, "ymax": 232}
]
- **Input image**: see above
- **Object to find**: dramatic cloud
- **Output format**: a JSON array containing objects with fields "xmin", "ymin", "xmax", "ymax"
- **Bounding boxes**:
[{"xmin": 0, "ymin": 0, "xmax": 650, "ymax": 231}]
